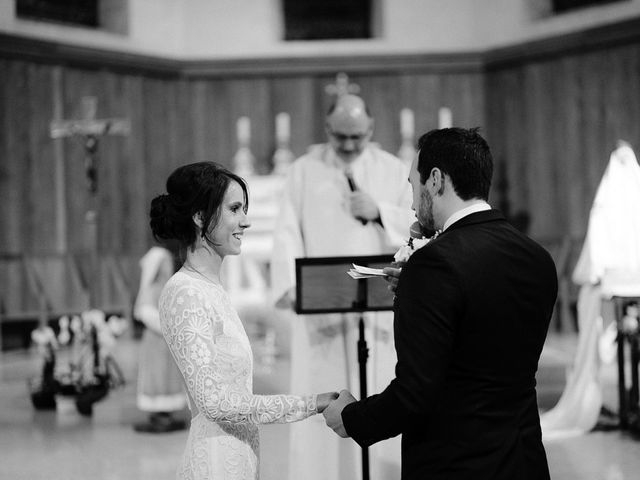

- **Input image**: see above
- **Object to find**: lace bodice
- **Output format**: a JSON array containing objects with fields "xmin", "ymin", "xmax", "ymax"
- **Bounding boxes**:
[
  {"xmin": 160, "ymin": 271, "xmax": 317, "ymax": 479},
  {"xmin": 160, "ymin": 271, "xmax": 317, "ymax": 425}
]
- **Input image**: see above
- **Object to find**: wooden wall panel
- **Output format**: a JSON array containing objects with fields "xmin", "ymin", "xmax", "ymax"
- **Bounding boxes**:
[
  {"xmin": 169, "ymin": 80, "xmax": 195, "ymax": 171},
  {"xmin": 0, "ymin": 60, "xmax": 7, "ymax": 252},
  {"xmin": 409, "ymin": 74, "xmax": 442, "ymax": 141},
  {"xmin": 603, "ymin": 50, "xmax": 626, "ymax": 148},
  {"xmin": 312, "ymin": 75, "xmax": 337, "ymax": 142},
  {"xmin": 3, "ymin": 27, "xmax": 640, "ymax": 323},
  {"xmin": 0, "ymin": 61, "xmax": 10, "ymax": 251},
  {"xmin": 225, "ymin": 79, "xmax": 273, "ymax": 174},
  {"xmin": 142, "ymin": 77, "xmax": 181, "ymax": 242},
  {"xmin": 523, "ymin": 63, "xmax": 552, "ymax": 238},
  {"xmin": 3, "ymin": 62, "xmax": 31, "ymax": 254},
  {"xmin": 556, "ymin": 56, "xmax": 585, "ymax": 238},
  {"xmin": 440, "ymin": 73, "xmax": 485, "ymax": 129},
  {"xmin": 484, "ymin": 71, "xmax": 503, "ymax": 209},
  {"xmin": 487, "ymin": 41, "xmax": 640, "ymax": 244},
  {"xmin": 208, "ymin": 80, "xmax": 235, "ymax": 169},
  {"xmin": 101, "ymin": 72, "xmax": 127, "ymax": 252},
  {"xmin": 0, "ymin": 62, "xmax": 32, "ymax": 315},
  {"xmin": 270, "ymin": 77, "xmax": 318, "ymax": 158},
  {"xmin": 485, "ymin": 69, "xmax": 528, "ymax": 216},
  {"xmin": 26, "ymin": 64, "xmax": 57, "ymax": 254},
  {"xmin": 580, "ymin": 51, "xmax": 609, "ymax": 221},
  {"xmin": 396, "ymin": 73, "xmax": 436, "ymax": 144},
  {"xmin": 116, "ymin": 75, "xmax": 147, "ymax": 253},
  {"xmin": 627, "ymin": 45, "xmax": 640, "ymax": 145},
  {"xmin": 189, "ymin": 81, "xmax": 209, "ymax": 165},
  {"xmin": 356, "ymin": 74, "xmax": 404, "ymax": 153}
]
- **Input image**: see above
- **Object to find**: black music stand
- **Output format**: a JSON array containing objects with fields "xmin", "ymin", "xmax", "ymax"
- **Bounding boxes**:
[{"xmin": 295, "ymin": 254, "xmax": 394, "ymax": 480}]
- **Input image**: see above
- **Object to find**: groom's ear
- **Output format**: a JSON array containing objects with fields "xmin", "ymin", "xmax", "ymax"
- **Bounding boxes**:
[
  {"xmin": 428, "ymin": 168, "xmax": 441, "ymax": 191},
  {"xmin": 428, "ymin": 168, "xmax": 447, "ymax": 196},
  {"xmin": 437, "ymin": 172, "xmax": 446, "ymax": 196}
]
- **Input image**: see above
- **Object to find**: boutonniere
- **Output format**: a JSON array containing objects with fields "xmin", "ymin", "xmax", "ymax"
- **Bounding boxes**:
[{"xmin": 393, "ymin": 229, "xmax": 441, "ymax": 263}]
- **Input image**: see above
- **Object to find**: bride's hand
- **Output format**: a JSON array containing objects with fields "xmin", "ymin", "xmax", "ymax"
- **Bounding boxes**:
[{"xmin": 316, "ymin": 391, "xmax": 339, "ymax": 413}]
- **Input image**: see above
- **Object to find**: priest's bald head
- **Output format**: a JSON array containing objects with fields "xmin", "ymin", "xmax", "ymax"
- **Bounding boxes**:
[{"xmin": 325, "ymin": 94, "xmax": 374, "ymax": 163}]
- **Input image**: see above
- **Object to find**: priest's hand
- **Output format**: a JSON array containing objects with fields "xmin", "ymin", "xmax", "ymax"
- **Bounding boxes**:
[
  {"xmin": 383, "ymin": 265, "xmax": 403, "ymax": 293},
  {"xmin": 323, "ymin": 389, "xmax": 356, "ymax": 438},
  {"xmin": 349, "ymin": 191, "xmax": 380, "ymax": 222},
  {"xmin": 316, "ymin": 391, "xmax": 340, "ymax": 413}
]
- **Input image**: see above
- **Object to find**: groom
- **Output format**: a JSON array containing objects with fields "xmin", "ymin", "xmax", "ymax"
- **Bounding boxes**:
[{"xmin": 323, "ymin": 127, "xmax": 557, "ymax": 479}]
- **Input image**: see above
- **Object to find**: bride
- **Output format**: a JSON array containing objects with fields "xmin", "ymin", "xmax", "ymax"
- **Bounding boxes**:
[{"xmin": 150, "ymin": 162, "xmax": 337, "ymax": 479}]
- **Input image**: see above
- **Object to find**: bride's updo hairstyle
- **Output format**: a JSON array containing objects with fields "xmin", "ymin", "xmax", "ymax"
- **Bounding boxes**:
[{"xmin": 150, "ymin": 162, "xmax": 248, "ymax": 248}]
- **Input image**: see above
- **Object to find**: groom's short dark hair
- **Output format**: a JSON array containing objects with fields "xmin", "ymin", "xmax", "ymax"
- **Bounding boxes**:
[{"xmin": 417, "ymin": 127, "xmax": 493, "ymax": 201}]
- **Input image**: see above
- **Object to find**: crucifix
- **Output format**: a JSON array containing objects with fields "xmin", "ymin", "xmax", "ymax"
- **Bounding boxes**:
[
  {"xmin": 49, "ymin": 96, "xmax": 131, "ymax": 308},
  {"xmin": 324, "ymin": 72, "xmax": 360, "ymax": 98}
]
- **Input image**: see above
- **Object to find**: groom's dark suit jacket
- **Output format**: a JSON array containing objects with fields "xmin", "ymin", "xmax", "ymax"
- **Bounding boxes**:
[{"xmin": 342, "ymin": 210, "xmax": 557, "ymax": 480}]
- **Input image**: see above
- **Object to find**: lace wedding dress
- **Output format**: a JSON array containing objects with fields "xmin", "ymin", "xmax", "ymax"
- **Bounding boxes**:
[{"xmin": 159, "ymin": 272, "xmax": 318, "ymax": 480}]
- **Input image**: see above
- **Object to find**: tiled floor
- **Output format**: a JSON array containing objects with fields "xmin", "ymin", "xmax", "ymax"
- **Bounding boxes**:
[{"xmin": 1, "ymin": 320, "xmax": 639, "ymax": 480}]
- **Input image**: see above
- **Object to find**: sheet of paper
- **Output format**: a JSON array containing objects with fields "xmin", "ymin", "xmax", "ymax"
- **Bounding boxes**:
[
  {"xmin": 352, "ymin": 264, "xmax": 386, "ymax": 276},
  {"xmin": 347, "ymin": 264, "xmax": 387, "ymax": 279},
  {"xmin": 347, "ymin": 270, "xmax": 378, "ymax": 279}
]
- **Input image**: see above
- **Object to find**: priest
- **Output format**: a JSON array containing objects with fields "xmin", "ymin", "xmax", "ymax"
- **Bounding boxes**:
[{"xmin": 270, "ymin": 94, "xmax": 414, "ymax": 480}]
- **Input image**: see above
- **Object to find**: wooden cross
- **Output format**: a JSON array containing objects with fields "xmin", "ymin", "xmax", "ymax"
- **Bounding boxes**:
[
  {"xmin": 325, "ymin": 72, "xmax": 360, "ymax": 98},
  {"xmin": 50, "ymin": 96, "xmax": 130, "ymax": 193},
  {"xmin": 49, "ymin": 96, "xmax": 130, "ymax": 308}
]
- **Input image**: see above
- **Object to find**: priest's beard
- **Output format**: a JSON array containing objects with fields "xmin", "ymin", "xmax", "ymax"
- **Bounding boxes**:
[{"xmin": 417, "ymin": 187, "xmax": 435, "ymax": 231}]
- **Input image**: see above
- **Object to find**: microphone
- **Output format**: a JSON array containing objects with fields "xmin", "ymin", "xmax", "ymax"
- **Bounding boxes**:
[
  {"xmin": 345, "ymin": 168, "xmax": 367, "ymax": 225},
  {"xmin": 345, "ymin": 167, "xmax": 358, "ymax": 192},
  {"xmin": 409, "ymin": 221, "xmax": 425, "ymax": 239},
  {"xmin": 410, "ymin": 221, "xmax": 436, "ymax": 240},
  {"xmin": 346, "ymin": 175, "xmax": 358, "ymax": 193}
]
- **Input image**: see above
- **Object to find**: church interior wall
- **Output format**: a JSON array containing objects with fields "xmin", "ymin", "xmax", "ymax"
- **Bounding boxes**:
[
  {"xmin": 0, "ymin": 60, "xmax": 486, "ymax": 257},
  {"xmin": 1, "ymin": 7, "xmax": 640, "ymax": 341},
  {"xmin": 0, "ymin": 52, "xmax": 486, "ymax": 325},
  {"xmin": 1, "ymin": 1, "xmax": 640, "ymax": 58},
  {"xmin": 486, "ymin": 40, "xmax": 640, "ymax": 242}
]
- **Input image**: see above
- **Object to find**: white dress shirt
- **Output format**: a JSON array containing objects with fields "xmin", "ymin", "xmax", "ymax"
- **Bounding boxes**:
[{"xmin": 443, "ymin": 201, "xmax": 491, "ymax": 232}]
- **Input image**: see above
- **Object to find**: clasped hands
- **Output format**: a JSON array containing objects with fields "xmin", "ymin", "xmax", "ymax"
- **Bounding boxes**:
[{"xmin": 317, "ymin": 390, "xmax": 357, "ymax": 438}]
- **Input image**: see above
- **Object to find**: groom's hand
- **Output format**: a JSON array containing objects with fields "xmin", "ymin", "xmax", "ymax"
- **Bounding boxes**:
[
  {"xmin": 383, "ymin": 265, "xmax": 403, "ymax": 293},
  {"xmin": 323, "ymin": 389, "xmax": 356, "ymax": 438}
]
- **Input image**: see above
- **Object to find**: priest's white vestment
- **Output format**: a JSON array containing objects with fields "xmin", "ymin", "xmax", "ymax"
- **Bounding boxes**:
[
  {"xmin": 541, "ymin": 143, "xmax": 640, "ymax": 438},
  {"xmin": 271, "ymin": 143, "xmax": 414, "ymax": 480}
]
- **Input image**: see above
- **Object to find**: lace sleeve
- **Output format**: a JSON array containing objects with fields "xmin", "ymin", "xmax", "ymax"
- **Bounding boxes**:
[{"xmin": 160, "ymin": 281, "xmax": 317, "ymax": 425}]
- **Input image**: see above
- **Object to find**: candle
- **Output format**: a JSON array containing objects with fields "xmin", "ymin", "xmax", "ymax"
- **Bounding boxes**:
[
  {"xmin": 276, "ymin": 112, "xmax": 290, "ymax": 143},
  {"xmin": 400, "ymin": 108, "xmax": 414, "ymax": 138},
  {"xmin": 237, "ymin": 116, "xmax": 251, "ymax": 145},
  {"xmin": 438, "ymin": 107, "xmax": 452, "ymax": 129},
  {"xmin": 81, "ymin": 96, "xmax": 97, "ymax": 120}
]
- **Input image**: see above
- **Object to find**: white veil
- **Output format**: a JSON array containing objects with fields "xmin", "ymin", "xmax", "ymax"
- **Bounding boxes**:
[{"xmin": 541, "ymin": 143, "xmax": 640, "ymax": 439}]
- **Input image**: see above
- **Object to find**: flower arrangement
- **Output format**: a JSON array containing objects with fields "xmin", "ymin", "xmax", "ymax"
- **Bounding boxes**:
[
  {"xmin": 393, "ymin": 227, "xmax": 441, "ymax": 264},
  {"xmin": 393, "ymin": 236, "xmax": 431, "ymax": 264},
  {"xmin": 29, "ymin": 309, "xmax": 128, "ymax": 415},
  {"xmin": 57, "ymin": 309, "xmax": 128, "ymax": 357}
]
